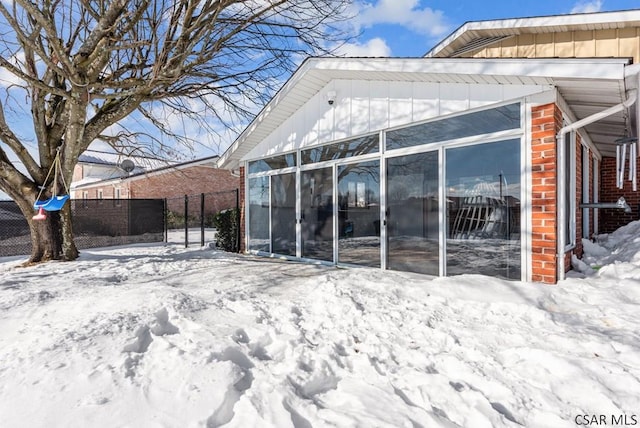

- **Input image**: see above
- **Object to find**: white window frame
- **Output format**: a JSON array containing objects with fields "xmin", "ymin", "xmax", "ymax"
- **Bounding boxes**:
[
  {"xmin": 558, "ymin": 129, "xmax": 577, "ymax": 252},
  {"xmin": 244, "ymin": 99, "xmax": 526, "ymax": 280},
  {"xmin": 582, "ymin": 145, "xmax": 590, "ymax": 239}
]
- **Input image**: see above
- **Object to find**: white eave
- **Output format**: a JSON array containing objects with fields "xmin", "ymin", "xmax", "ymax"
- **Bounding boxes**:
[
  {"xmin": 425, "ymin": 9, "xmax": 640, "ymax": 58},
  {"xmin": 218, "ymin": 57, "xmax": 633, "ymax": 169}
]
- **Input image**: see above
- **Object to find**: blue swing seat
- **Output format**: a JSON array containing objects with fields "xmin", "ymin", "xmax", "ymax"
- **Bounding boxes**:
[{"xmin": 33, "ymin": 194, "xmax": 70, "ymax": 211}]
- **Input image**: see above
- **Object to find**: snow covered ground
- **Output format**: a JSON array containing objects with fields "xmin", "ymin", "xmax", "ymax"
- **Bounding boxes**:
[{"xmin": 1, "ymin": 223, "xmax": 639, "ymax": 427}]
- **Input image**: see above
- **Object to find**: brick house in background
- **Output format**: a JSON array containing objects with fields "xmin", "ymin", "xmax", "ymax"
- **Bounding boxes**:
[
  {"xmin": 71, "ymin": 151, "xmax": 239, "ymax": 217},
  {"xmin": 217, "ymin": 9, "xmax": 640, "ymax": 284}
]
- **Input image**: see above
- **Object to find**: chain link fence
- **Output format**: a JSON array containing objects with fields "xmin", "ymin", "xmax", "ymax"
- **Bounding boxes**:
[
  {"xmin": 164, "ymin": 189, "xmax": 239, "ymax": 248},
  {"xmin": 0, "ymin": 199, "xmax": 164, "ymax": 257}
]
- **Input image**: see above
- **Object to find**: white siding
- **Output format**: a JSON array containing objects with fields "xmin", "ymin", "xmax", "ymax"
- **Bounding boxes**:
[{"xmin": 242, "ymin": 80, "xmax": 546, "ymax": 161}]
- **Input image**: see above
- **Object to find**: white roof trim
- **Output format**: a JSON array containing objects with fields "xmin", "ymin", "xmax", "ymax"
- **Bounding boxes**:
[
  {"xmin": 425, "ymin": 9, "xmax": 640, "ymax": 58},
  {"xmin": 217, "ymin": 57, "xmax": 630, "ymax": 170}
]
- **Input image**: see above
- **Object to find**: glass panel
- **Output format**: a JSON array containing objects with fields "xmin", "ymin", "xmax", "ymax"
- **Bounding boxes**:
[
  {"xmin": 387, "ymin": 103, "xmax": 520, "ymax": 151},
  {"xmin": 446, "ymin": 139, "xmax": 521, "ymax": 280},
  {"xmin": 386, "ymin": 152, "xmax": 439, "ymax": 275},
  {"xmin": 248, "ymin": 176, "xmax": 270, "ymax": 251},
  {"xmin": 338, "ymin": 160, "xmax": 380, "ymax": 267},
  {"xmin": 564, "ymin": 131, "xmax": 574, "ymax": 246},
  {"xmin": 249, "ymin": 153, "xmax": 296, "ymax": 174},
  {"xmin": 271, "ymin": 173, "xmax": 296, "ymax": 256},
  {"xmin": 301, "ymin": 167, "xmax": 333, "ymax": 261},
  {"xmin": 301, "ymin": 134, "xmax": 379, "ymax": 165}
]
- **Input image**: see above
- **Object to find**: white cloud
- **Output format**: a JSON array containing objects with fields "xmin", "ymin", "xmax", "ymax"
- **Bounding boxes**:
[
  {"xmin": 334, "ymin": 38, "xmax": 392, "ymax": 57},
  {"xmin": 356, "ymin": 0, "xmax": 450, "ymax": 37},
  {"xmin": 0, "ymin": 52, "xmax": 26, "ymax": 88},
  {"xmin": 570, "ymin": 0, "xmax": 603, "ymax": 14}
]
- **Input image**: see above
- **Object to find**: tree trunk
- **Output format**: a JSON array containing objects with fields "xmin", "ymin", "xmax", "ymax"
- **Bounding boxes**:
[
  {"xmin": 15, "ymin": 192, "xmax": 79, "ymax": 263},
  {"xmin": 60, "ymin": 202, "xmax": 79, "ymax": 260}
]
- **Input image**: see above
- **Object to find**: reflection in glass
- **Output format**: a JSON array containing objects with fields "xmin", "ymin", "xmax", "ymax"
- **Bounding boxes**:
[
  {"xmin": 338, "ymin": 160, "xmax": 380, "ymax": 267},
  {"xmin": 249, "ymin": 153, "xmax": 296, "ymax": 174},
  {"xmin": 301, "ymin": 167, "xmax": 333, "ymax": 261},
  {"xmin": 445, "ymin": 139, "xmax": 521, "ymax": 279},
  {"xmin": 387, "ymin": 103, "xmax": 520, "ymax": 151},
  {"xmin": 271, "ymin": 173, "xmax": 296, "ymax": 256},
  {"xmin": 248, "ymin": 176, "xmax": 270, "ymax": 252},
  {"xmin": 386, "ymin": 152, "xmax": 439, "ymax": 275},
  {"xmin": 302, "ymin": 134, "xmax": 379, "ymax": 165}
]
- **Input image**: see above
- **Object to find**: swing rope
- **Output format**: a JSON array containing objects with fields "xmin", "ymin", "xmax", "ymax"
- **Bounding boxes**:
[{"xmin": 34, "ymin": 147, "xmax": 68, "ymax": 203}]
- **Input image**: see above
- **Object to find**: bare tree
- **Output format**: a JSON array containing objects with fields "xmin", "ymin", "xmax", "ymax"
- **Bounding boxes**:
[{"xmin": 0, "ymin": 0, "xmax": 353, "ymax": 263}]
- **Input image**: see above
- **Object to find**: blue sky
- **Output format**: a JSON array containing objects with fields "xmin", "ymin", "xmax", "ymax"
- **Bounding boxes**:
[{"xmin": 343, "ymin": 0, "xmax": 640, "ymax": 57}]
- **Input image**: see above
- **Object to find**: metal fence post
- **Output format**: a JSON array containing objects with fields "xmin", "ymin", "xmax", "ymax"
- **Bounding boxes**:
[
  {"xmin": 200, "ymin": 193, "xmax": 205, "ymax": 247},
  {"xmin": 163, "ymin": 198, "xmax": 168, "ymax": 243},
  {"xmin": 184, "ymin": 194, "xmax": 189, "ymax": 248}
]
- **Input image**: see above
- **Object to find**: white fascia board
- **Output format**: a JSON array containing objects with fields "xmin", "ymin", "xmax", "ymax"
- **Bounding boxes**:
[
  {"xmin": 425, "ymin": 9, "xmax": 640, "ymax": 58},
  {"xmin": 217, "ymin": 57, "xmax": 628, "ymax": 170},
  {"xmin": 72, "ymin": 177, "xmax": 123, "ymax": 189},
  {"xmin": 312, "ymin": 57, "xmax": 629, "ymax": 80}
]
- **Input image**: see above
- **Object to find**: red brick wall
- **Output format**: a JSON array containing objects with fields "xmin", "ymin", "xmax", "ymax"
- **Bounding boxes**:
[
  {"xmin": 74, "ymin": 165, "xmax": 240, "ymax": 218},
  {"xmin": 128, "ymin": 166, "xmax": 237, "ymax": 198},
  {"xmin": 531, "ymin": 103, "xmax": 561, "ymax": 284},
  {"xmin": 599, "ymin": 156, "xmax": 639, "ymax": 233},
  {"xmin": 239, "ymin": 166, "xmax": 246, "ymax": 252},
  {"xmin": 588, "ymin": 150, "xmax": 595, "ymax": 237}
]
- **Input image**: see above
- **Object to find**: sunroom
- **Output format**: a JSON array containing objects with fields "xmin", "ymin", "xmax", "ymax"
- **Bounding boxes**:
[{"xmin": 218, "ymin": 57, "xmax": 639, "ymax": 283}]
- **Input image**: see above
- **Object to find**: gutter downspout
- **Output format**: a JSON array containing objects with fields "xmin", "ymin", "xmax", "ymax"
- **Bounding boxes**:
[{"xmin": 555, "ymin": 88, "xmax": 638, "ymax": 282}]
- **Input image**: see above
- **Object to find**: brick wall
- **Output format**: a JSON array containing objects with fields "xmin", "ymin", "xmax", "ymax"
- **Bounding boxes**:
[
  {"xmin": 76, "ymin": 166, "xmax": 237, "ymax": 199},
  {"xmin": 588, "ymin": 150, "xmax": 595, "ymax": 237},
  {"xmin": 531, "ymin": 103, "xmax": 561, "ymax": 284},
  {"xmin": 599, "ymin": 156, "xmax": 639, "ymax": 233},
  {"xmin": 129, "ymin": 166, "xmax": 237, "ymax": 198},
  {"xmin": 239, "ymin": 166, "xmax": 246, "ymax": 253}
]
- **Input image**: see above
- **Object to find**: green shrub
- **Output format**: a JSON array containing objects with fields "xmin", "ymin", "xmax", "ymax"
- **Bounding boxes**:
[
  {"xmin": 213, "ymin": 208, "xmax": 239, "ymax": 252},
  {"xmin": 166, "ymin": 211, "xmax": 184, "ymax": 229}
]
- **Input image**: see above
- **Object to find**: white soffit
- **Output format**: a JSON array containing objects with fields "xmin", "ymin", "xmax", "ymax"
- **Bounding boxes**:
[
  {"xmin": 425, "ymin": 9, "xmax": 640, "ymax": 58},
  {"xmin": 217, "ymin": 57, "xmax": 630, "ymax": 169}
]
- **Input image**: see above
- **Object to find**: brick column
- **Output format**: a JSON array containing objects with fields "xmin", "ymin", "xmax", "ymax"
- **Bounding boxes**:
[
  {"xmin": 531, "ymin": 103, "xmax": 562, "ymax": 283},
  {"xmin": 238, "ymin": 166, "xmax": 246, "ymax": 252}
]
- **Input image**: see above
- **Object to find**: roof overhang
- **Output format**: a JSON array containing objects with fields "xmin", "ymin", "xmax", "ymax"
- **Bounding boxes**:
[
  {"xmin": 72, "ymin": 155, "xmax": 220, "ymax": 189},
  {"xmin": 425, "ymin": 9, "xmax": 640, "ymax": 58},
  {"xmin": 218, "ymin": 57, "xmax": 637, "ymax": 169}
]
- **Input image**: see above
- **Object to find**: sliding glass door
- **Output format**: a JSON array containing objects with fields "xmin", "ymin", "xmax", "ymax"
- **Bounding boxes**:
[
  {"xmin": 271, "ymin": 172, "xmax": 296, "ymax": 256},
  {"xmin": 445, "ymin": 139, "xmax": 521, "ymax": 279},
  {"xmin": 301, "ymin": 167, "xmax": 333, "ymax": 261},
  {"xmin": 337, "ymin": 160, "xmax": 380, "ymax": 267},
  {"xmin": 248, "ymin": 176, "xmax": 270, "ymax": 252},
  {"xmin": 386, "ymin": 151, "xmax": 439, "ymax": 275}
]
